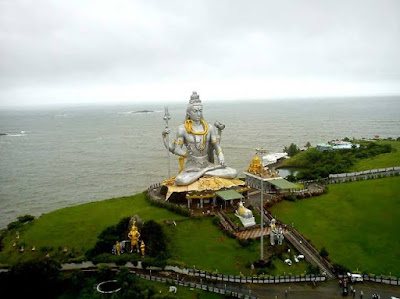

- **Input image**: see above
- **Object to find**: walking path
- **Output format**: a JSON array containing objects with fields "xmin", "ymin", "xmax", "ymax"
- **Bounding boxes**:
[
  {"xmin": 257, "ymin": 207, "xmax": 335, "ymax": 279},
  {"xmin": 235, "ymin": 227, "xmax": 270, "ymax": 240}
]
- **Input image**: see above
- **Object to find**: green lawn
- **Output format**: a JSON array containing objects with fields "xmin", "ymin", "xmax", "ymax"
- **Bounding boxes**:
[
  {"xmin": 351, "ymin": 140, "xmax": 400, "ymax": 171},
  {"xmin": 165, "ymin": 217, "xmax": 260, "ymax": 275},
  {"xmin": 279, "ymin": 149, "xmax": 314, "ymax": 168},
  {"xmin": 280, "ymin": 140, "xmax": 400, "ymax": 171},
  {"xmin": 0, "ymin": 191, "xmax": 314, "ymax": 275},
  {"xmin": 164, "ymin": 217, "xmax": 310, "ymax": 276},
  {"xmin": 269, "ymin": 176, "xmax": 400, "ymax": 276},
  {"xmin": 139, "ymin": 278, "xmax": 223, "ymax": 299},
  {"xmin": 0, "ymin": 193, "xmax": 186, "ymax": 264}
]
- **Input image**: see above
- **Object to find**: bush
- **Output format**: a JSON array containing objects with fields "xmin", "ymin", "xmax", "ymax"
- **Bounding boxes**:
[
  {"xmin": 319, "ymin": 247, "xmax": 329, "ymax": 258},
  {"xmin": 141, "ymin": 220, "xmax": 169, "ymax": 259},
  {"xmin": 332, "ymin": 263, "xmax": 350, "ymax": 274},
  {"xmin": 284, "ymin": 194, "xmax": 297, "ymax": 202},
  {"xmin": 145, "ymin": 192, "xmax": 190, "ymax": 217},
  {"xmin": 6, "ymin": 215, "xmax": 35, "ymax": 231},
  {"xmin": 141, "ymin": 257, "xmax": 167, "ymax": 269},
  {"xmin": 17, "ymin": 215, "xmax": 35, "ymax": 223},
  {"xmin": 238, "ymin": 239, "xmax": 254, "ymax": 247},
  {"xmin": 97, "ymin": 264, "xmax": 113, "ymax": 281},
  {"xmin": 86, "ymin": 217, "xmax": 131, "ymax": 259},
  {"xmin": 306, "ymin": 264, "xmax": 320, "ymax": 275},
  {"xmin": 0, "ymin": 229, "xmax": 5, "ymax": 252},
  {"xmin": 8, "ymin": 258, "xmax": 62, "ymax": 296},
  {"xmin": 212, "ymin": 217, "xmax": 220, "ymax": 226},
  {"xmin": 323, "ymin": 186, "xmax": 329, "ymax": 194}
]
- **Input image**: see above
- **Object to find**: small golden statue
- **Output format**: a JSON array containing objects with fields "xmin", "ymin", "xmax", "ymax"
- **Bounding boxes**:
[
  {"xmin": 116, "ymin": 241, "xmax": 121, "ymax": 255},
  {"xmin": 140, "ymin": 240, "xmax": 146, "ymax": 258},
  {"xmin": 128, "ymin": 221, "xmax": 141, "ymax": 253}
]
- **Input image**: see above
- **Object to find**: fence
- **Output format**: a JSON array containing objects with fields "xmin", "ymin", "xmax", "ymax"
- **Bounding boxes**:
[
  {"xmin": 147, "ymin": 182, "xmax": 161, "ymax": 194},
  {"xmin": 338, "ymin": 274, "xmax": 400, "ymax": 286},
  {"xmin": 328, "ymin": 167, "xmax": 400, "ymax": 184},
  {"xmin": 260, "ymin": 209, "xmax": 335, "ymax": 276},
  {"xmin": 187, "ymin": 268, "xmax": 326, "ymax": 284},
  {"xmin": 136, "ymin": 273, "xmax": 258, "ymax": 299}
]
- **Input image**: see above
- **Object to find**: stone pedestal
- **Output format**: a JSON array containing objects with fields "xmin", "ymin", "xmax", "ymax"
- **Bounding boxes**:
[{"xmin": 235, "ymin": 213, "xmax": 256, "ymax": 228}]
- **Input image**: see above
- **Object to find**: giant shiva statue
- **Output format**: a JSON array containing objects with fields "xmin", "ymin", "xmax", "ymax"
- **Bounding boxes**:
[{"xmin": 162, "ymin": 92, "xmax": 237, "ymax": 186}]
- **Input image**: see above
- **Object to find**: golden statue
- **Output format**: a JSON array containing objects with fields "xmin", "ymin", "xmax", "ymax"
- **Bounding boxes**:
[
  {"xmin": 116, "ymin": 241, "xmax": 121, "ymax": 255},
  {"xmin": 128, "ymin": 222, "xmax": 141, "ymax": 253},
  {"xmin": 140, "ymin": 240, "xmax": 146, "ymax": 258}
]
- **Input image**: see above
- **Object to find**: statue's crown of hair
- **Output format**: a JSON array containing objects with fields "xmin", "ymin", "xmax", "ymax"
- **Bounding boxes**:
[{"xmin": 189, "ymin": 91, "xmax": 201, "ymax": 105}]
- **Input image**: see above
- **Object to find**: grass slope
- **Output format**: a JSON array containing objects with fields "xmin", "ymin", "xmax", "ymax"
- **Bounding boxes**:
[
  {"xmin": 165, "ymin": 218, "xmax": 309, "ymax": 276},
  {"xmin": 269, "ymin": 176, "xmax": 400, "ymax": 276},
  {"xmin": 280, "ymin": 140, "xmax": 400, "ymax": 171},
  {"xmin": 0, "ymin": 193, "xmax": 186, "ymax": 264},
  {"xmin": 351, "ymin": 140, "xmax": 400, "ymax": 171},
  {"xmin": 1, "ymin": 192, "xmax": 309, "ymax": 275},
  {"xmin": 165, "ymin": 218, "xmax": 259, "ymax": 275}
]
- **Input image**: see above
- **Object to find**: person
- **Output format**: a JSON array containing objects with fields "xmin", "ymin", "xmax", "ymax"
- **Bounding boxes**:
[{"xmin": 162, "ymin": 91, "xmax": 237, "ymax": 185}]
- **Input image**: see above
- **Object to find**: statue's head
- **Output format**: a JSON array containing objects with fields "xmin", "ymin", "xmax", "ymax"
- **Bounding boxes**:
[{"xmin": 186, "ymin": 91, "xmax": 203, "ymax": 121}]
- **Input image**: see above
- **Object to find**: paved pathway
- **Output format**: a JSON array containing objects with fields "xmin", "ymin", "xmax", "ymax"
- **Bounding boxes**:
[
  {"xmin": 235, "ymin": 227, "xmax": 270, "ymax": 240},
  {"xmin": 257, "ymin": 207, "xmax": 335, "ymax": 279},
  {"xmin": 284, "ymin": 230, "xmax": 335, "ymax": 279}
]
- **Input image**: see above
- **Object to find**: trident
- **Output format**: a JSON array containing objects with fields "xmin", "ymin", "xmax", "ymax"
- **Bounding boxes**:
[{"xmin": 163, "ymin": 107, "xmax": 171, "ymax": 178}]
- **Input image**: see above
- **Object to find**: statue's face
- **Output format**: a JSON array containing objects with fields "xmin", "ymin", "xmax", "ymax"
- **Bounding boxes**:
[{"xmin": 187, "ymin": 105, "xmax": 203, "ymax": 121}]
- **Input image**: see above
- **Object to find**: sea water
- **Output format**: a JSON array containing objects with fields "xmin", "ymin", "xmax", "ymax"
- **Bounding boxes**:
[{"xmin": 0, "ymin": 97, "xmax": 399, "ymax": 228}]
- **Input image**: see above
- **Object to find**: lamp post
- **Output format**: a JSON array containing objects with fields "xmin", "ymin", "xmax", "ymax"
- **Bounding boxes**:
[
  {"xmin": 163, "ymin": 107, "xmax": 171, "ymax": 178},
  {"xmin": 256, "ymin": 147, "xmax": 268, "ymax": 261}
]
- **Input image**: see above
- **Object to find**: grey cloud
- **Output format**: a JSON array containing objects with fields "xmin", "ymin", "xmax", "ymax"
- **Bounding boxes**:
[{"xmin": 0, "ymin": 0, "xmax": 399, "ymax": 106}]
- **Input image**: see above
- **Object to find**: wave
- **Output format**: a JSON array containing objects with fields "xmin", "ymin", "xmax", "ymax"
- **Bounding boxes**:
[
  {"xmin": 118, "ymin": 110, "xmax": 163, "ymax": 115},
  {"xmin": 1, "ymin": 131, "xmax": 28, "ymax": 137},
  {"xmin": 54, "ymin": 114, "xmax": 69, "ymax": 118}
]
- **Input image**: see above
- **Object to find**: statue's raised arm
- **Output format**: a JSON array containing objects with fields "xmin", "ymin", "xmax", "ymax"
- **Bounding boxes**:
[{"xmin": 162, "ymin": 91, "xmax": 237, "ymax": 186}]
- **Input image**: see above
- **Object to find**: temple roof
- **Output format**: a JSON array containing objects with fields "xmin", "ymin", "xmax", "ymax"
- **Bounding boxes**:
[
  {"xmin": 216, "ymin": 190, "xmax": 244, "ymax": 201},
  {"xmin": 267, "ymin": 178, "xmax": 300, "ymax": 190}
]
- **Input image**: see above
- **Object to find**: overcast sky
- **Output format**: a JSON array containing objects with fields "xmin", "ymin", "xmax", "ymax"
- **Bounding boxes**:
[{"xmin": 1, "ymin": 0, "xmax": 399, "ymax": 107}]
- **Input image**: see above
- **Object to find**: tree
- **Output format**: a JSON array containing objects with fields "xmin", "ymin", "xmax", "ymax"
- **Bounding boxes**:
[
  {"xmin": 320, "ymin": 247, "xmax": 329, "ymax": 258},
  {"xmin": 284, "ymin": 143, "xmax": 301, "ymax": 157},
  {"xmin": 305, "ymin": 142, "xmax": 311, "ymax": 149},
  {"xmin": 9, "ymin": 258, "xmax": 62, "ymax": 297},
  {"xmin": 141, "ymin": 220, "xmax": 168, "ymax": 259}
]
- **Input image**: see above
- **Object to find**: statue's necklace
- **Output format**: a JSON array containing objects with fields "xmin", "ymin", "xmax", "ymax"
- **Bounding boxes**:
[{"xmin": 185, "ymin": 119, "xmax": 209, "ymax": 151}]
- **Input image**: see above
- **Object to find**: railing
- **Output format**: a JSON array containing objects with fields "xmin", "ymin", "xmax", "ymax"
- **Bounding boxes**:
[
  {"xmin": 260, "ymin": 209, "xmax": 335, "ymax": 276},
  {"xmin": 187, "ymin": 269, "xmax": 326, "ymax": 284},
  {"xmin": 338, "ymin": 274, "xmax": 400, "ymax": 286},
  {"xmin": 328, "ymin": 167, "xmax": 400, "ymax": 184},
  {"xmin": 136, "ymin": 273, "xmax": 258, "ymax": 298}
]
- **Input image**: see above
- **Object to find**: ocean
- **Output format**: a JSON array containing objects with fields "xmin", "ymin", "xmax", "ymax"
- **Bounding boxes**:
[{"xmin": 1, "ymin": 97, "xmax": 399, "ymax": 228}]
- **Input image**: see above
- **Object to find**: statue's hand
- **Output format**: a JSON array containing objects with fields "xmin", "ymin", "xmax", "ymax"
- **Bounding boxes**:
[
  {"xmin": 218, "ymin": 152, "xmax": 225, "ymax": 167},
  {"xmin": 162, "ymin": 128, "xmax": 170, "ymax": 137}
]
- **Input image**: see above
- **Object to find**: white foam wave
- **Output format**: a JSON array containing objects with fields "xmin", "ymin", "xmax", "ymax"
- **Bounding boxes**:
[{"xmin": 5, "ymin": 131, "xmax": 28, "ymax": 137}]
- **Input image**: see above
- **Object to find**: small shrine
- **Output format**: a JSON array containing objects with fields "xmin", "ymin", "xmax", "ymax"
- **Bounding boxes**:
[
  {"xmin": 244, "ymin": 156, "xmax": 300, "ymax": 194},
  {"xmin": 246, "ymin": 156, "xmax": 280, "ymax": 179}
]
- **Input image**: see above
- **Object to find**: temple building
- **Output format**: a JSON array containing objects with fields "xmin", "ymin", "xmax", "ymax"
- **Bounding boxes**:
[{"xmin": 244, "ymin": 156, "xmax": 300, "ymax": 194}]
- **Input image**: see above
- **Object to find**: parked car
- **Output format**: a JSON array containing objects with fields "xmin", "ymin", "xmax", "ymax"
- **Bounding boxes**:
[
  {"xmin": 297, "ymin": 254, "xmax": 305, "ymax": 260},
  {"xmin": 347, "ymin": 272, "xmax": 363, "ymax": 282}
]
